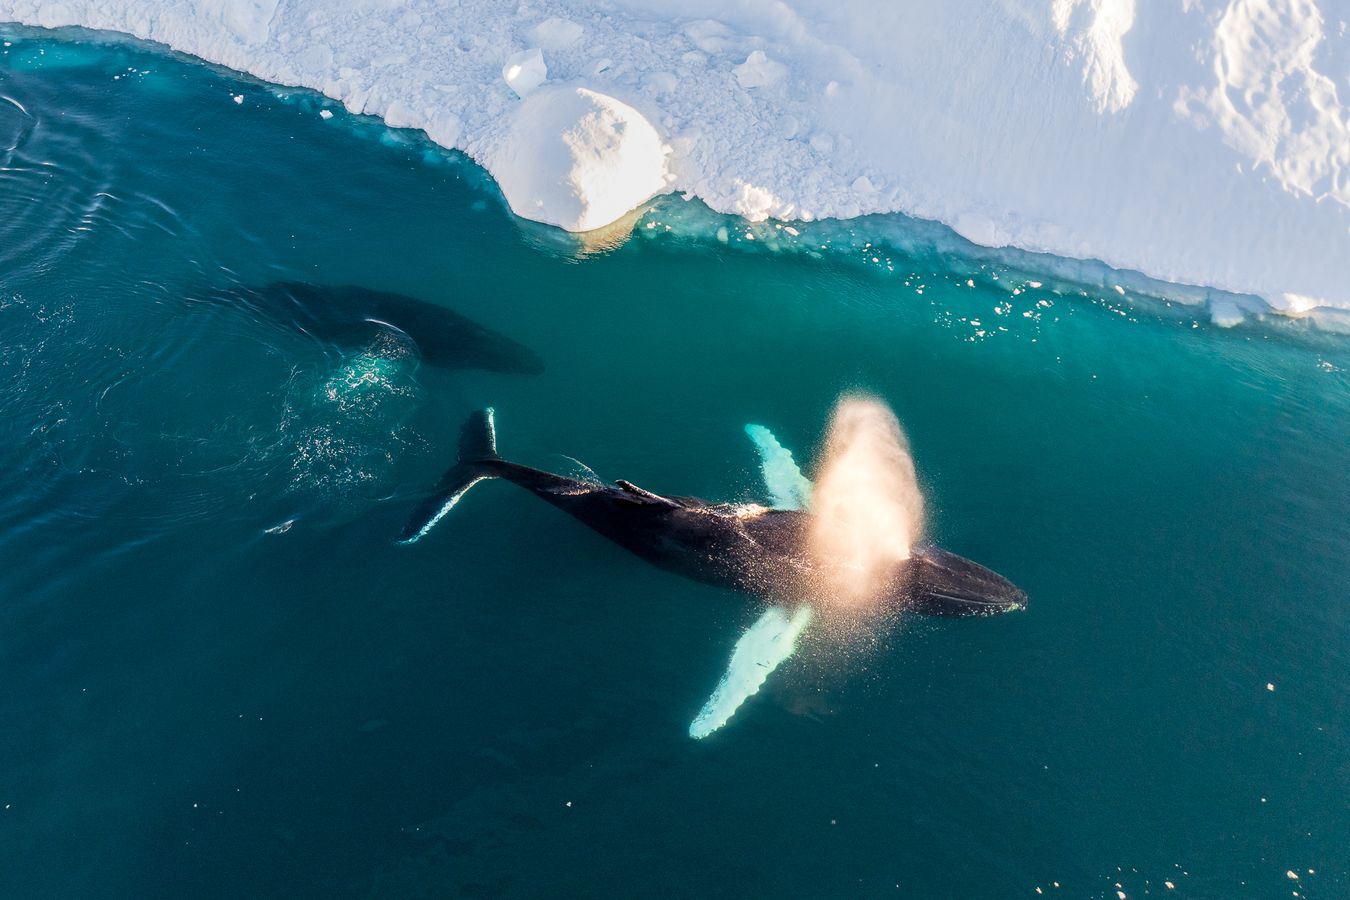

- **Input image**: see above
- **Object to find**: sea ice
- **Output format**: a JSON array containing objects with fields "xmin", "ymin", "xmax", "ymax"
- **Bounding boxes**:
[{"xmin": 5, "ymin": 0, "xmax": 1348, "ymax": 313}]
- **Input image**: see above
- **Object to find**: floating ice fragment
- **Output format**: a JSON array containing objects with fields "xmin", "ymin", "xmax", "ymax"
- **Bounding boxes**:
[
  {"xmin": 232, "ymin": 94, "xmax": 243, "ymax": 104},
  {"xmin": 502, "ymin": 48, "xmax": 547, "ymax": 98},
  {"xmin": 319, "ymin": 109, "xmax": 333, "ymax": 120}
]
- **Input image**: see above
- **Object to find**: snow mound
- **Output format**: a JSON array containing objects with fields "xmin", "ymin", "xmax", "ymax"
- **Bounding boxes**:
[{"xmin": 484, "ymin": 85, "xmax": 669, "ymax": 233}]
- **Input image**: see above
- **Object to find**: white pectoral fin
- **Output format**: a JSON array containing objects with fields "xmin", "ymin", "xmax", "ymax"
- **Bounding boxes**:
[
  {"xmin": 745, "ymin": 424, "xmax": 813, "ymax": 511},
  {"xmin": 689, "ymin": 604, "xmax": 814, "ymax": 739}
]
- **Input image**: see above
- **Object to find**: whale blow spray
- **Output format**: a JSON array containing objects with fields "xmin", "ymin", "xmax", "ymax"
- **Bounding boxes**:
[{"xmin": 807, "ymin": 395, "xmax": 925, "ymax": 608}]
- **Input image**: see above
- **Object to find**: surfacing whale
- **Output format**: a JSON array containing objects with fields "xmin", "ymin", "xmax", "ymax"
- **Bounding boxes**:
[
  {"xmin": 400, "ymin": 409, "xmax": 1025, "ymax": 614},
  {"xmin": 205, "ymin": 282, "xmax": 545, "ymax": 374},
  {"xmin": 398, "ymin": 408, "xmax": 1026, "ymax": 735}
]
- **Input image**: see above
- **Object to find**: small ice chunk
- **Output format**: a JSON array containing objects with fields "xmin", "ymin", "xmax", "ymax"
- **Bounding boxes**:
[
  {"xmin": 733, "ymin": 50, "xmax": 787, "ymax": 90},
  {"xmin": 1275, "ymin": 292, "xmax": 1320, "ymax": 314},
  {"xmin": 1267, "ymin": 682, "xmax": 1275, "ymax": 691},
  {"xmin": 319, "ymin": 109, "xmax": 333, "ymax": 120},
  {"xmin": 527, "ymin": 17, "xmax": 583, "ymax": 50},
  {"xmin": 644, "ymin": 71, "xmax": 679, "ymax": 95},
  {"xmin": 502, "ymin": 48, "xmax": 547, "ymax": 98},
  {"xmin": 1209, "ymin": 298, "xmax": 1245, "ymax": 328},
  {"xmin": 1287, "ymin": 871, "xmax": 1299, "ymax": 880},
  {"xmin": 683, "ymin": 19, "xmax": 735, "ymax": 54},
  {"xmin": 232, "ymin": 94, "xmax": 244, "ymax": 104}
]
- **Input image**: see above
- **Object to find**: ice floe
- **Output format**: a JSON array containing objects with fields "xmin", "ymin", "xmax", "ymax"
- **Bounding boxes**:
[{"xmin": 3, "ymin": 0, "xmax": 1348, "ymax": 313}]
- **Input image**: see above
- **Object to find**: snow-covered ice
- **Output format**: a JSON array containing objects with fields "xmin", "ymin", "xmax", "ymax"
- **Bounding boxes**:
[
  {"xmin": 485, "ymin": 85, "xmax": 669, "ymax": 232},
  {"xmin": 4, "ymin": 0, "xmax": 1348, "ymax": 313},
  {"xmin": 501, "ymin": 47, "xmax": 546, "ymax": 99}
]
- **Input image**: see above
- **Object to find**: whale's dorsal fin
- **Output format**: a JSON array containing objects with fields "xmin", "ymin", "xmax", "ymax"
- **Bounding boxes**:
[{"xmin": 614, "ymin": 479, "xmax": 678, "ymax": 506}]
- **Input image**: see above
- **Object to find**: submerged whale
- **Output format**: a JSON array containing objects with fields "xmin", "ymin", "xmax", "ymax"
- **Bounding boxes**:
[
  {"xmin": 205, "ymin": 282, "xmax": 545, "ymax": 374},
  {"xmin": 398, "ymin": 409, "xmax": 1026, "ymax": 617}
]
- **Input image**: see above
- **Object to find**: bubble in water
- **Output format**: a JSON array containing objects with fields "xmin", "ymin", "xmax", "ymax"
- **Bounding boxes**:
[{"xmin": 282, "ymin": 338, "xmax": 422, "ymax": 498}]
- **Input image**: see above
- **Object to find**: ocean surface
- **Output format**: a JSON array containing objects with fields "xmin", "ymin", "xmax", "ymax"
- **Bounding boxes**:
[{"xmin": 2, "ymin": 28, "xmax": 1348, "ymax": 900}]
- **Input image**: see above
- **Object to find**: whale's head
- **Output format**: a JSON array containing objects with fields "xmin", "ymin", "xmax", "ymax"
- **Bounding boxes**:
[{"xmin": 898, "ymin": 545, "xmax": 1027, "ymax": 617}]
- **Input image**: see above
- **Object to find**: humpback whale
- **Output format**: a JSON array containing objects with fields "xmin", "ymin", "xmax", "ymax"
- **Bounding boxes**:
[
  {"xmin": 399, "ymin": 408, "xmax": 1026, "ymax": 736},
  {"xmin": 205, "ymin": 282, "xmax": 545, "ymax": 374},
  {"xmin": 399, "ymin": 409, "xmax": 1025, "ymax": 616}
]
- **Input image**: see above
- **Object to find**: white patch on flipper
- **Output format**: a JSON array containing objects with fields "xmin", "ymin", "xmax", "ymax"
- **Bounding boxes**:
[
  {"xmin": 745, "ymin": 424, "xmax": 813, "ymax": 511},
  {"xmin": 398, "ymin": 477, "xmax": 484, "ymax": 545},
  {"xmin": 689, "ymin": 604, "xmax": 814, "ymax": 739}
]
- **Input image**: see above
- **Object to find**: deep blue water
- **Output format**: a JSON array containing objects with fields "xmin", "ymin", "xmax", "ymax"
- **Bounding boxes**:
[{"xmin": 2, "ymin": 27, "xmax": 1349, "ymax": 900}]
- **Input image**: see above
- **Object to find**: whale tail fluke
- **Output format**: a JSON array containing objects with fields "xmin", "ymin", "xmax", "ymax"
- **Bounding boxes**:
[
  {"xmin": 456, "ymin": 407, "xmax": 500, "ymax": 464},
  {"xmin": 397, "ymin": 408, "xmax": 500, "ymax": 544}
]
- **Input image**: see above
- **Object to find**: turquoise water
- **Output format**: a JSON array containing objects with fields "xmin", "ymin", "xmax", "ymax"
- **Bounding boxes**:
[{"xmin": 3, "ymin": 28, "xmax": 1349, "ymax": 900}]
